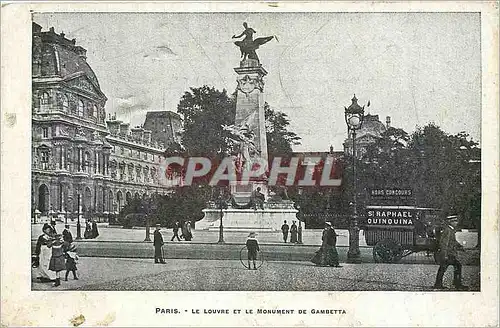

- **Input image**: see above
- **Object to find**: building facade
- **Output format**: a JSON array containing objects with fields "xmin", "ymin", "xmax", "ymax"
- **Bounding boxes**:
[{"xmin": 31, "ymin": 23, "xmax": 171, "ymax": 219}]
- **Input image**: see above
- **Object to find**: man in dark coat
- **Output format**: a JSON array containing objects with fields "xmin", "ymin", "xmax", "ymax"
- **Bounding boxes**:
[
  {"xmin": 281, "ymin": 220, "xmax": 289, "ymax": 243},
  {"xmin": 433, "ymin": 216, "xmax": 467, "ymax": 290},
  {"xmin": 62, "ymin": 224, "xmax": 73, "ymax": 244},
  {"xmin": 153, "ymin": 224, "xmax": 166, "ymax": 264},
  {"xmin": 171, "ymin": 221, "xmax": 181, "ymax": 241}
]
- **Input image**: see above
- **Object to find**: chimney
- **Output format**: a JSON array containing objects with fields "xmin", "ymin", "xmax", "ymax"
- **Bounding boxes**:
[
  {"xmin": 106, "ymin": 117, "xmax": 122, "ymax": 136},
  {"xmin": 130, "ymin": 127, "xmax": 144, "ymax": 143},
  {"xmin": 386, "ymin": 116, "xmax": 391, "ymax": 129},
  {"xmin": 143, "ymin": 130, "xmax": 152, "ymax": 144},
  {"xmin": 49, "ymin": 27, "xmax": 55, "ymax": 33},
  {"xmin": 119, "ymin": 123, "xmax": 130, "ymax": 137}
]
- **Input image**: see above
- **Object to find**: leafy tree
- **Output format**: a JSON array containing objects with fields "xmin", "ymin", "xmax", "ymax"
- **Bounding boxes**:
[
  {"xmin": 264, "ymin": 102, "xmax": 301, "ymax": 156},
  {"xmin": 177, "ymin": 85, "xmax": 236, "ymax": 158},
  {"xmin": 346, "ymin": 122, "xmax": 481, "ymax": 229}
]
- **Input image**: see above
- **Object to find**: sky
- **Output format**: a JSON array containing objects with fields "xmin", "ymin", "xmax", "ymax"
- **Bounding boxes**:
[{"xmin": 33, "ymin": 12, "xmax": 481, "ymax": 151}]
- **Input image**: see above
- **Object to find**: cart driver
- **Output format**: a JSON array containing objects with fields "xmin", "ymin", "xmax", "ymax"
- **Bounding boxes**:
[{"xmin": 433, "ymin": 215, "xmax": 468, "ymax": 290}]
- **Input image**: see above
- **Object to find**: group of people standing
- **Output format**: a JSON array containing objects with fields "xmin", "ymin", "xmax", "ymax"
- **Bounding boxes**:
[
  {"xmin": 84, "ymin": 219, "xmax": 99, "ymax": 239},
  {"xmin": 33, "ymin": 221, "xmax": 79, "ymax": 287},
  {"xmin": 280, "ymin": 220, "xmax": 300, "ymax": 243}
]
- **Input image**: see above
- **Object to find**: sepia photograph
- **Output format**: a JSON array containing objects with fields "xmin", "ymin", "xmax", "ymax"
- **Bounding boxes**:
[
  {"xmin": 30, "ymin": 11, "xmax": 482, "ymax": 292},
  {"xmin": 1, "ymin": 1, "xmax": 498, "ymax": 327}
]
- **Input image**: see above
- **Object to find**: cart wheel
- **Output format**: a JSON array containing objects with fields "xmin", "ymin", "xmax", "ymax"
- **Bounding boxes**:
[{"xmin": 373, "ymin": 239, "xmax": 403, "ymax": 263}]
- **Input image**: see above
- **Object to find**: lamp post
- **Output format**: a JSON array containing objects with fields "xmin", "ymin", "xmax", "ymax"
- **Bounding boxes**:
[
  {"xmin": 143, "ymin": 197, "xmax": 151, "ymax": 242},
  {"xmin": 296, "ymin": 188, "xmax": 303, "ymax": 244},
  {"xmin": 76, "ymin": 194, "xmax": 82, "ymax": 240},
  {"xmin": 217, "ymin": 189, "xmax": 226, "ymax": 244},
  {"xmin": 344, "ymin": 94, "xmax": 365, "ymax": 263}
]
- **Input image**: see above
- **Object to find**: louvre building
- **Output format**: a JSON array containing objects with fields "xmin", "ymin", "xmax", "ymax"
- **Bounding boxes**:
[{"xmin": 31, "ymin": 23, "xmax": 178, "ymax": 220}]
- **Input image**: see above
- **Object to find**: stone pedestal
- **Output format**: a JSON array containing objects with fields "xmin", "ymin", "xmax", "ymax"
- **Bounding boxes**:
[{"xmin": 196, "ymin": 201, "xmax": 298, "ymax": 232}]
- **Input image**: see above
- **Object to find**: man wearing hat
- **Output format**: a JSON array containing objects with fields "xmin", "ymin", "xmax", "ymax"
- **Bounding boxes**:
[
  {"xmin": 62, "ymin": 224, "xmax": 73, "ymax": 244},
  {"xmin": 433, "ymin": 215, "xmax": 468, "ymax": 290},
  {"xmin": 153, "ymin": 224, "xmax": 166, "ymax": 264}
]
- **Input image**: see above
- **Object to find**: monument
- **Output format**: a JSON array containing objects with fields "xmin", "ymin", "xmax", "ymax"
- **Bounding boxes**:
[{"xmin": 196, "ymin": 23, "xmax": 298, "ymax": 231}]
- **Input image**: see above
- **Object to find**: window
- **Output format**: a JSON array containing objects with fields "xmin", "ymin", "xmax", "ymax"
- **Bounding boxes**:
[
  {"xmin": 144, "ymin": 152, "xmax": 148, "ymax": 160},
  {"xmin": 40, "ymin": 92, "xmax": 50, "ymax": 111},
  {"xmin": 41, "ymin": 92, "xmax": 50, "ymax": 105},
  {"xmin": 62, "ymin": 95, "xmax": 69, "ymax": 112},
  {"xmin": 120, "ymin": 147, "xmax": 124, "ymax": 155},
  {"xmin": 41, "ymin": 150, "xmax": 49, "ymax": 169},
  {"xmin": 78, "ymin": 100, "xmax": 84, "ymax": 117},
  {"xmin": 93, "ymin": 105, "xmax": 98, "ymax": 117},
  {"xmin": 42, "ymin": 127, "xmax": 48, "ymax": 138}
]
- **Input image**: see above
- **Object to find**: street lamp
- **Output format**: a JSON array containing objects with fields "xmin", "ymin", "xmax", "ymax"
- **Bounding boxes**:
[
  {"xmin": 143, "ymin": 197, "xmax": 151, "ymax": 242},
  {"xmin": 217, "ymin": 189, "xmax": 227, "ymax": 244},
  {"xmin": 344, "ymin": 94, "xmax": 365, "ymax": 263},
  {"xmin": 76, "ymin": 194, "xmax": 82, "ymax": 240},
  {"xmin": 296, "ymin": 188, "xmax": 303, "ymax": 244}
]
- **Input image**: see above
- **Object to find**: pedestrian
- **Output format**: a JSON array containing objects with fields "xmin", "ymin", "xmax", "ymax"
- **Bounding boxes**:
[
  {"xmin": 64, "ymin": 243, "xmax": 79, "ymax": 281},
  {"xmin": 290, "ymin": 221, "xmax": 298, "ymax": 243},
  {"xmin": 245, "ymin": 232, "xmax": 260, "ymax": 270},
  {"xmin": 91, "ymin": 219, "xmax": 99, "ymax": 239},
  {"xmin": 84, "ymin": 219, "xmax": 92, "ymax": 239},
  {"xmin": 62, "ymin": 224, "xmax": 73, "ymax": 244},
  {"xmin": 182, "ymin": 221, "xmax": 193, "ymax": 241},
  {"xmin": 433, "ymin": 215, "xmax": 468, "ymax": 290},
  {"xmin": 171, "ymin": 221, "xmax": 181, "ymax": 241},
  {"xmin": 34, "ymin": 223, "xmax": 57, "ymax": 282},
  {"xmin": 48, "ymin": 234, "xmax": 65, "ymax": 287},
  {"xmin": 281, "ymin": 220, "xmax": 289, "ymax": 243},
  {"xmin": 153, "ymin": 224, "xmax": 166, "ymax": 264},
  {"xmin": 320, "ymin": 222, "xmax": 341, "ymax": 267},
  {"xmin": 50, "ymin": 219, "xmax": 57, "ymax": 234}
]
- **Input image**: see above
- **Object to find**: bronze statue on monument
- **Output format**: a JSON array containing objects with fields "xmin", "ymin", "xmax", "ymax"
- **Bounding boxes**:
[{"xmin": 232, "ymin": 22, "xmax": 274, "ymax": 63}]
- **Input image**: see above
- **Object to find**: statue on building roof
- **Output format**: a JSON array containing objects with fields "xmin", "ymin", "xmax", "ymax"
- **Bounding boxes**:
[{"xmin": 232, "ymin": 22, "xmax": 275, "ymax": 63}]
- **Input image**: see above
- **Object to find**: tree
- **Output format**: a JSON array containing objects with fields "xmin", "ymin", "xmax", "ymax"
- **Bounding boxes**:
[
  {"xmin": 349, "ymin": 122, "xmax": 481, "ymax": 228},
  {"xmin": 264, "ymin": 102, "xmax": 301, "ymax": 156},
  {"xmin": 177, "ymin": 85, "xmax": 236, "ymax": 158}
]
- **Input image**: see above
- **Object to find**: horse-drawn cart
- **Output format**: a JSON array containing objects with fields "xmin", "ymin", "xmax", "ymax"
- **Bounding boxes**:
[{"xmin": 363, "ymin": 206, "xmax": 442, "ymax": 263}]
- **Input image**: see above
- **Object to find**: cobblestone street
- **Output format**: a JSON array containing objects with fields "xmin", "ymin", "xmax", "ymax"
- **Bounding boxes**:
[{"xmin": 32, "ymin": 257, "xmax": 480, "ymax": 291}]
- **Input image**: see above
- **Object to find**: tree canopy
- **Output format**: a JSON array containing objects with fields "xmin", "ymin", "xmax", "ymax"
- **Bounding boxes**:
[{"xmin": 345, "ymin": 123, "xmax": 481, "ymax": 228}]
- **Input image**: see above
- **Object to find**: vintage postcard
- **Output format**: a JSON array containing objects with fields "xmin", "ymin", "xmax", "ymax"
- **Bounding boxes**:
[{"xmin": 1, "ymin": 1, "xmax": 498, "ymax": 327}]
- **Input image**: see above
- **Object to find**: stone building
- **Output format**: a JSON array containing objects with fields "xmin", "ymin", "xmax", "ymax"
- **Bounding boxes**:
[
  {"xmin": 31, "ymin": 23, "xmax": 171, "ymax": 220},
  {"xmin": 343, "ymin": 100, "xmax": 391, "ymax": 157},
  {"xmin": 142, "ymin": 111, "xmax": 182, "ymax": 148}
]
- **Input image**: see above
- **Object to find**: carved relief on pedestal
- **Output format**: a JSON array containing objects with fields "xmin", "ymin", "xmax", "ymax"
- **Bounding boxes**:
[{"xmin": 236, "ymin": 74, "xmax": 264, "ymax": 95}]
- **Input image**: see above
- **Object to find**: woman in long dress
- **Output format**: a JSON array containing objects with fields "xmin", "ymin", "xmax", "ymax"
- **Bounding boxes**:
[{"xmin": 34, "ymin": 223, "xmax": 56, "ymax": 282}]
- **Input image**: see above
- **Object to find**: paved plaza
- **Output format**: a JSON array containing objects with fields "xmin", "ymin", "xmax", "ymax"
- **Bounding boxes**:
[{"xmin": 31, "ymin": 257, "xmax": 480, "ymax": 291}]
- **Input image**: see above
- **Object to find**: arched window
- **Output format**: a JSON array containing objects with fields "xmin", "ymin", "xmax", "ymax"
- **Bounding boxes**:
[
  {"xmin": 78, "ymin": 100, "xmax": 84, "ymax": 117},
  {"xmin": 84, "ymin": 151, "xmax": 90, "ymax": 173},
  {"xmin": 62, "ymin": 94, "xmax": 69, "ymax": 112}
]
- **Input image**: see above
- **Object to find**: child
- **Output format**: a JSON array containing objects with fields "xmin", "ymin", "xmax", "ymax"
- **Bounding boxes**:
[
  {"xmin": 48, "ymin": 234, "xmax": 65, "ymax": 287},
  {"xmin": 245, "ymin": 232, "xmax": 260, "ymax": 270},
  {"xmin": 64, "ymin": 243, "xmax": 79, "ymax": 281}
]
